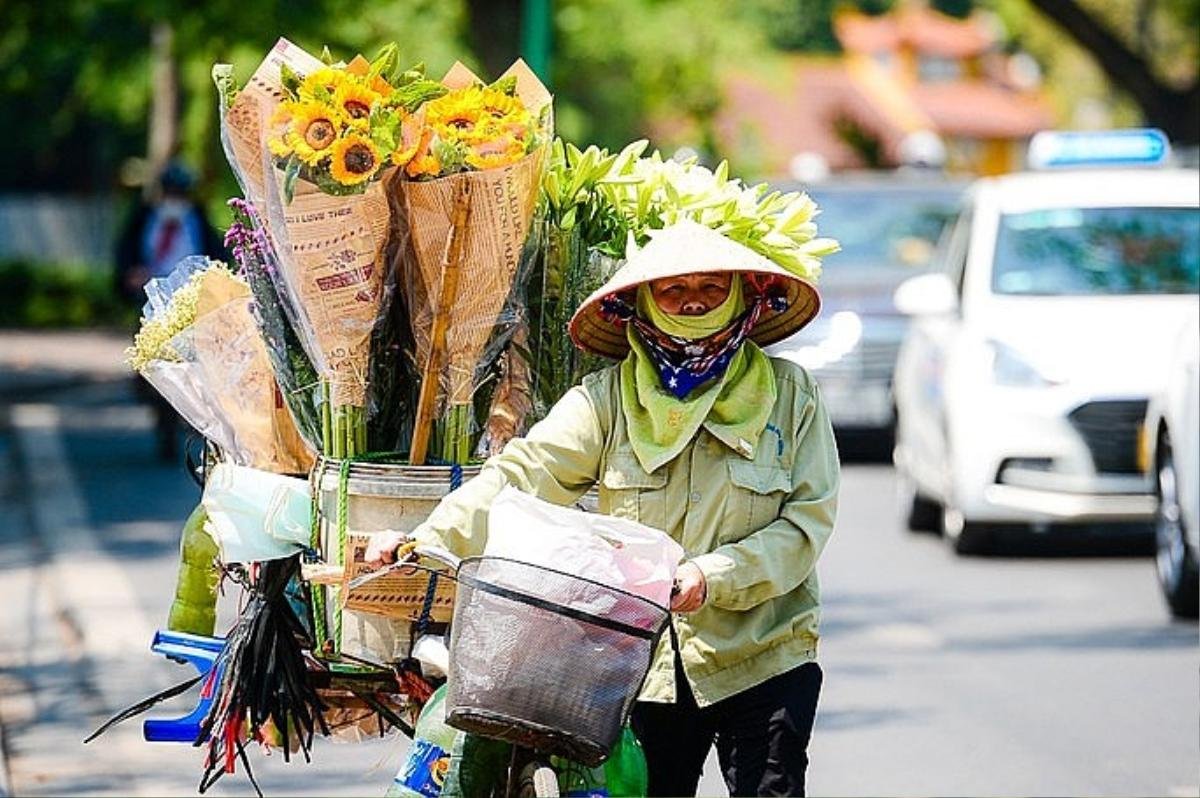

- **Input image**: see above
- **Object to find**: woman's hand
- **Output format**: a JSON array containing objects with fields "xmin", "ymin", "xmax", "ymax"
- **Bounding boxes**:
[
  {"xmin": 364, "ymin": 530, "xmax": 415, "ymax": 569},
  {"xmin": 670, "ymin": 561, "xmax": 707, "ymax": 613}
]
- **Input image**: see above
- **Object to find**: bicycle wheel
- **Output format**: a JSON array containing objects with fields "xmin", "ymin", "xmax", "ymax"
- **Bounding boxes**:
[{"xmin": 515, "ymin": 762, "xmax": 558, "ymax": 798}]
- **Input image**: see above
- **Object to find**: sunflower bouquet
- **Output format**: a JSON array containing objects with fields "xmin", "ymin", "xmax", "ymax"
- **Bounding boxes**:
[
  {"xmin": 216, "ymin": 40, "xmax": 441, "ymax": 459},
  {"xmin": 266, "ymin": 47, "xmax": 445, "ymax": 198},
  {"xmin": 390, "ymin": 60, "xmax": 552, "ymax": 464},
  {"xmin": 403, "ymin": 79, "xmax": 542, "ymax": 179}
]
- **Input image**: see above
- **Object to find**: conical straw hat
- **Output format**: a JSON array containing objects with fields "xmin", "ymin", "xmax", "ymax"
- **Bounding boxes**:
[{"xmin": 569, "ymin": 219, "xmax": 821, "ymax": 360}]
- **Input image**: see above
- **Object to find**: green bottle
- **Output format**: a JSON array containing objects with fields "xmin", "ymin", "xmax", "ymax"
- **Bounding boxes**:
[{"xmin": 603, "ymin": 727, "xmax": 648, "ymax": 797}]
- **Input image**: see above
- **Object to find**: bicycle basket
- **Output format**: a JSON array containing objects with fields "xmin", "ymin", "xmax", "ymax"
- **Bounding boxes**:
[{"xmin": 445, "ymin": 557, "xmax": 670, "ymax": 766}]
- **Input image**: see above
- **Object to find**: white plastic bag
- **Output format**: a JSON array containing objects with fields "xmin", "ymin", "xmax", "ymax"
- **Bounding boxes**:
[
  {"xmin": 485, "ymin": 486, "xmax": 683, "ymax": 608},
  {"xmin": 201, "ymin": 463, "xmax": 311, "ymax": 563}
]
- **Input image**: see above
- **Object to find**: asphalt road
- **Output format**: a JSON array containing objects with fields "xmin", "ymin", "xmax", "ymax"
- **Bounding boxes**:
[{"xmin": 0, "ymin": 377, "xmax": 1196, "ymax": 797}]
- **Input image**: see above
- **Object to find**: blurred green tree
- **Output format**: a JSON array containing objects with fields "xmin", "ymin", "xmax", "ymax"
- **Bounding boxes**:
[
  {"xmin": 533, "ymin": 0, "xmax": 769, "ymax": 158},
  {"xmin": 1022, "ymin": 0, "xmax": 1199, "ymax": 143},
  {"xmin": 743, "ymin": 0, "xmax": 897, "ymax": 53},
  {"xmin": 932, "ymin": 0, "xmax": 975, "ymax": 17},
  {"xmin": 0, "ymin": 0, "xmax": 467, "ymax": 202}
]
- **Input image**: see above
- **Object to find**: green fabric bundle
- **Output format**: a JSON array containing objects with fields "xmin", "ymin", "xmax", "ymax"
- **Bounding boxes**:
[{"xmin": 167, "ymin": 504, "xmax": 220, "ymax": 636}]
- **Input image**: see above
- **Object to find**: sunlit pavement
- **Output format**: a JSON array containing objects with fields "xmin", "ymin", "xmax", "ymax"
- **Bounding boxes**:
[{"xmin": 0, "ymin": 334, "xmax": 1196, "ymax": 797}]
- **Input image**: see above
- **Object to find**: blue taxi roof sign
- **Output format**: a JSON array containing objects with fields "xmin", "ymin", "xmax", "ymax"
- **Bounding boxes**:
[{"xmin": 1028, "ymin": 129, "xmax": 1171, "ymax": 170}]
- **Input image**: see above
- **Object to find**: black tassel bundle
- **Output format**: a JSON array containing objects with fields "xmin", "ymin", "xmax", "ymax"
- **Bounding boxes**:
[{"xmin": 197, "ymin": 555, "xmax": 328, "ymax": 796}]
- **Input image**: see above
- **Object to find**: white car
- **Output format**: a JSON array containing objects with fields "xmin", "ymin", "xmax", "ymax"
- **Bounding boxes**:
[
  {"xmin": 892, "ymin": 153, "xmax": 1200, "ymax": 553},
  {"xmin": 1142, "ymin": 319, "xmax": 1199, "ymax": 618}
]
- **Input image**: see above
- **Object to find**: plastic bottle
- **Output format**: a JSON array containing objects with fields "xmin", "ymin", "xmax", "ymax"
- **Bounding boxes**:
[
  {"xmin": 387, "ymin": 686, "xmax": 457, "ymax": 797},
  {"xmin": 603, "ymin": 727, "xmax": 648, "ymax": 797}
]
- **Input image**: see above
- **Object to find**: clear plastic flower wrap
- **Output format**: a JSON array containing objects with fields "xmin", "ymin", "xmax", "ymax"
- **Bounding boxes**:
[
  {"xmin": 128, "ymin": 257, "xmax": 314, "ymax": 473},
  {"xmin": 225, "ymin": 198, "xmax": 324, "ymax": 453}
]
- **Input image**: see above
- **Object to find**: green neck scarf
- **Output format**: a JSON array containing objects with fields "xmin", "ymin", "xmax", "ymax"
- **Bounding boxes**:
[{"xmin": 620, "ymin": 282, "xmax": 778, "ymax": 473}]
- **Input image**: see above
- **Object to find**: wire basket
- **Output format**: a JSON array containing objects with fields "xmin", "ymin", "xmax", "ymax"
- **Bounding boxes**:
[{"xmin": 445, "ymin": 556, "xmax": 670, "ymax": 766}]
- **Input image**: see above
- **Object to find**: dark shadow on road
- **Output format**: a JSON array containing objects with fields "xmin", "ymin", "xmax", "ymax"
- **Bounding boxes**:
[
  {"xmin": 819, "ymin": 590, "xmax": 1044, "ymax": 639},
  {"xmin": 817, "ymin": 706, "xmax": 924, "ymax": 731},
  {"xmin": 964, "ymin": 523, "xmax": 1155, "ymax": 558},
  {"xmin": 946, "ymin": 621, "xmax": 1198, "ymax": 652}
]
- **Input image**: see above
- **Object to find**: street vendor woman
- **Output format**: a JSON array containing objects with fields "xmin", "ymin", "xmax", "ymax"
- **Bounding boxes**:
[{"xmin": 368, "ymin": 219, "xmax": 839, "ymax": 797}]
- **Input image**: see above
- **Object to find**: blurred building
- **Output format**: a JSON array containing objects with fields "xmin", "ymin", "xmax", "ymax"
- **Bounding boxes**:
[{"xmin": 718, "ymin": 4, "xmax": 1052, "ymax": 177}]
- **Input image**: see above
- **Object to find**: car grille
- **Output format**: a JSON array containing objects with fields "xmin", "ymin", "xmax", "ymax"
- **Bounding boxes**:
[{"xmin": 1067, "ymin": 400, "xmax": 1148, "ymax": 474}]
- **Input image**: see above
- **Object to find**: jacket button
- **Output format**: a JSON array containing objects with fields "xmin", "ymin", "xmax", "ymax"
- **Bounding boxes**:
[{"xmin": 689, "ymin": 491, "xmax": 702, "ymax": 503}]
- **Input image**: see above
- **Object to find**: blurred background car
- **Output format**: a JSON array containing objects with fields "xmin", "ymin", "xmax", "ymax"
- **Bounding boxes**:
[
  {"xmin": 1142, "ymin": 317, "xmax": 1200, "ymax": 618},
  {"xmin": 767, "ymin": 176, "xmax": 965, "ymax": 453},
  {"xmin": 891, "ymin": 131, "xmax": 1200, "ymax": 553}
]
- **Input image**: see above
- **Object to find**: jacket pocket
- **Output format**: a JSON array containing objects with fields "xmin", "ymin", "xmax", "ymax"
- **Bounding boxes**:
[
  {"xmin": 600, "ymin": 453, "xmax": 668, "ymax": 522},
  {"xmin": 724, "ymin": 460, "xmax": 792, "ymax": 540}
]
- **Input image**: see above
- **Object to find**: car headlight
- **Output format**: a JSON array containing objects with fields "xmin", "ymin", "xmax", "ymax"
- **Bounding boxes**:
[{"xmin": 987, "ymin": 339, "xmax": 1062, "ymax": 387}]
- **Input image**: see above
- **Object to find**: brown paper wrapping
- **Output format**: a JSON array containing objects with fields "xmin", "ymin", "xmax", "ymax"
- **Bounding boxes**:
[
  {"xmin": 190, "ymin": 275, "xmax": 315, "ymax": 474},
  {"xmin": 341, "ymin": 533, "xmax": 456, "ymax": 622},
  {"xmin": 221, "ymin": 38, "xmax": 324, "ymax": 205},
  {"xmin": 396, "ymin": 60, "xmax": 551, "ymax": 406},
  {"xmin": 221, "ymin": 39, "xmax": 393, "ymax": 408},
  {"xmin": 276, "ymin": 175, "xmax": 393, "ymax": 407}
]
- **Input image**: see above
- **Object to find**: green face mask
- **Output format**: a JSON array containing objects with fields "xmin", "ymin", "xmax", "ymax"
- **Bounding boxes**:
[{"xmin": 635, "ymin": 278, "xmax": 745, "ymax": 339}]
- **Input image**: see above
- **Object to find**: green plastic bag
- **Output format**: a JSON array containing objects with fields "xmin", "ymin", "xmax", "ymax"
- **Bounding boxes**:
[{"xmin": 604, "ymin": 726, "xmax": 648, "ymax": 797}]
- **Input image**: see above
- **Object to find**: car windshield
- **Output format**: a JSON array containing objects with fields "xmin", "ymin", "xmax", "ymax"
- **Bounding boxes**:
[
  {"xmin": 809, "ymin": 186, "xmax": 961, "ymax": 271},
  {"xmin": 992, "ymin": 206, "xmax": 1200, "ymax": 296}
]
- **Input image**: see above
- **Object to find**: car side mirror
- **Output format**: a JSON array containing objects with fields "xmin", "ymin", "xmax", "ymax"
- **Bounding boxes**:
[{"xmin": 894, "ymin": 273, "xmax": 958, "ymax": 316}]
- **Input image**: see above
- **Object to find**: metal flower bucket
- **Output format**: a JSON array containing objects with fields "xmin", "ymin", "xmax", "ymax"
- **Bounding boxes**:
[{"xmin": 311, "ymin": 457, "xmax": 480, "ymax": 664}]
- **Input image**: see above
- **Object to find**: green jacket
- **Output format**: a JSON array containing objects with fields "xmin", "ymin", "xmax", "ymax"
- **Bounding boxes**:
[{"xmin": 412, "ymin": 357, "xmax": 840, "ymax": 706}]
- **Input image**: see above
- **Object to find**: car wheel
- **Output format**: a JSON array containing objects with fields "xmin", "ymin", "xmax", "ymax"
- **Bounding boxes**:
[
  {"xmin": 1155, "ymin": 431, "xmax": 1199, "ymax": 619},
  {"xmin": 897, "ymin": 472, "xmax": 941, "ymax": 532},
  {"xmin": 943, "ymin": 503, "xmax": 991, "ymax": 555}
]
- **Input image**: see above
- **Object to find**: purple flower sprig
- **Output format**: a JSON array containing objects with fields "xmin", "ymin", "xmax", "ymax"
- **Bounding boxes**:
[{"xmin": 224, "ymin": 197, "xmax": 274, "ymax": 275}]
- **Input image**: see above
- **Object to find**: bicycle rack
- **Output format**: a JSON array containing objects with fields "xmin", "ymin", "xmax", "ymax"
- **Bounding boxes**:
[{"xmin": 143, "ymin": 630, "xmax": 226, "ymax": 743}]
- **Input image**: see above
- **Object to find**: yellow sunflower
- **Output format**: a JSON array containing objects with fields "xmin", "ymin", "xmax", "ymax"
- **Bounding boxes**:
[
  {"xmin": 286, "ymin": 101, "xmax": 343, "ymax": 165},
  {"xmin": 299, "ymin": 67, "xmax": 349, "ymax": 102},
  {"xmin": 267, "ymin": 103, "xmax": 297, "ymax": 157},
  {"xmin": 329, "ymin": 133, "xmax": 383, "ymax": 185},
  {"xmin": 465, "ymin": 136, "xmax": 526, "ymax": 170},
  {"xmin": 424, "ymin": 88, "xmax": 485, "ymax": 138},
  {"xmin": 478, "ymin": 86, "xmax": 529, "ymax": 124},
  {"xmin": 333, "ymin": 80, "xmax": 381, "ymax": 128}
]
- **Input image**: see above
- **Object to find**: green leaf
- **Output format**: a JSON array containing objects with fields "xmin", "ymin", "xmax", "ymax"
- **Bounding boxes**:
[
  {"xmin": 283, "ymin": 156, "xmax": 301, "ymax": 204},
  {"xmin": 394, "ymin": 80, "xmax": 447, "ymax": 112},
  {"xmin": 489, "ymin": 75, "xmax": 518, "ymax": 96},
  {"xmin": 370, "ymin": 43, "xmax": 399, "ymax": 82},
  {"xmin": 211, "ymin": 64, "xmax": 240, "ymax": 111},
  {"xmin": 280, "ymin": 63, "xmax": 303, "ymax": 100}
]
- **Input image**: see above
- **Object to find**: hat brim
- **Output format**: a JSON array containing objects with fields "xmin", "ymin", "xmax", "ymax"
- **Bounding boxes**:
[{"xmin": 569, "ymin": 267, "xmax": 821, "ymax": 360}]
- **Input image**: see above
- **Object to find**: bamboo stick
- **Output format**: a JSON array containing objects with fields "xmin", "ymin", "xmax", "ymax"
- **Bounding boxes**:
[{"xmin": 409, "ymin": 182, "xmax": 473, "ymax": 465}]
